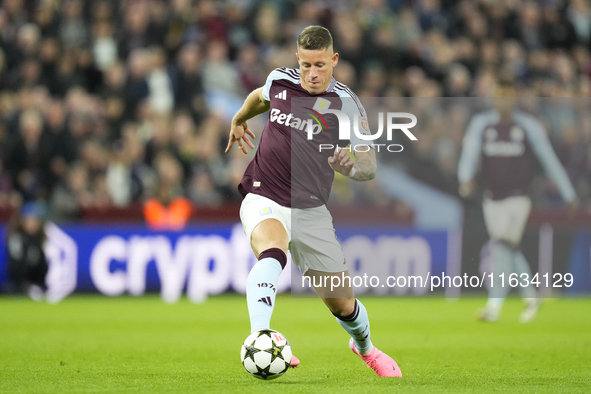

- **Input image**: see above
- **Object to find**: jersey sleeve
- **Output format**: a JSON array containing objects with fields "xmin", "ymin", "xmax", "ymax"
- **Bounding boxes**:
[
  {"xmin": 516, "ymin": 113, "xmax": 576, "ymax": 202},
  {"xmin": 262, "ymin": 68, "xmax": 287, "ymax": 102},
  {"xmin": 457, "ymin": 111, "xmax": 493, "ymax": 183},
  {"xmin": 340, "ymin": 95, "xmax": 374, "ymax": 150}
]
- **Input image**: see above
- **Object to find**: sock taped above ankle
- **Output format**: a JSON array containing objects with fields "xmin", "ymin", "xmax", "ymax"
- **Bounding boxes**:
[
  {"xmin": 258, "ymin": 248, "xmax": 287, "ymax": 269},
  {"xmin": 333, "ymin": 300, "xmax": 360, "ymax": 322}
]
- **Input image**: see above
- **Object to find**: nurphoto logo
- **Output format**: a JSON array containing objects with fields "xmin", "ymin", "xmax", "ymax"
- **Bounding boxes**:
[{"xmin": 304, "ymin": 100, "xmax": 418, "ymax": 153}]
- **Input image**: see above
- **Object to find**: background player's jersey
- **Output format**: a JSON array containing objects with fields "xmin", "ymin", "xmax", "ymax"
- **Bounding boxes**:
[
  {"xmin": 458, "ymin": 109, "xmax": 576, "ymax": 201},
  {"xmin": 239, "ymin": 67, "xmax": 370, "ymax": 208}
]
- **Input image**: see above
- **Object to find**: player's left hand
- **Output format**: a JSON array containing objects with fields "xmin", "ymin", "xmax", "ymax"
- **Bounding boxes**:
[
  {"xmin": 567, "ymin": 198, "xmax": 579, "ymax": 218},
  {"xmin": 459, "ymin": 181, "xmax": 475, "ymax": 198},
  {"xmin": 328, "ymin": 147, "xmax": 354, "ymax": 176}
]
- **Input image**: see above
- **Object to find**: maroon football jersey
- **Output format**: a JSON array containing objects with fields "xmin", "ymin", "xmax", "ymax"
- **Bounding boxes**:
[
  {"xmin": 239, "ymin": 67, "xmax": 368, "ymax": 208},
  {"xmin": 481, "ymin": 120, "xmax": 533, "ymax": 200},
  {"xmin": 459, "ymin": 109, "xmax": 576, "ymax": 202}
]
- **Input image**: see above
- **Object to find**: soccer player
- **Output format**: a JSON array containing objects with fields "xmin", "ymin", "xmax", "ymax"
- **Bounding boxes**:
[
  {"xmin": 6, "ymin": 202, "xmax": 49, "ymax": 301},
  {"xmin": 225, "ymin": 26, "xmax": 402, "ymax": 377},
  {"xmin": 457, "ymin": 80, "xmax": 578, "ymax": 323}
]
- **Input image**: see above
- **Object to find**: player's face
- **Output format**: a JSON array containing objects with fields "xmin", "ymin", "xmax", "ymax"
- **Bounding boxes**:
[
  {"xmin": 297, "ymin": 47, "xmax": 339, "ymax": 95},
  {"xmin": 492, "ymin": 85, "xmax": 517, "ymax": 116}
]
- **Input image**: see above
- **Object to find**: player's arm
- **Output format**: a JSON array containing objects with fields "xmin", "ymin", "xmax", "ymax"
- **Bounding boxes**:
[
  {"xmin": 519, "ymin": 114, "xmax": 578, "ymax": 211},
  {"xmin": 329, "ymin": 98, "xmax": 376, "ymax": 181},
  {"xmin": 328, "ymin": 147, "xmax": 376, "ymax": 181},
  {"xmin": 225, "ymin": 87, "xmax": 270, "ymax": 154}
]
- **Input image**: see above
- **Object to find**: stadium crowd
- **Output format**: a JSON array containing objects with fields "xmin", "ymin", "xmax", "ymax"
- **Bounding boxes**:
[{"xmin": 0, "ymin": 0, "xmax": 590, "ymax": 221}]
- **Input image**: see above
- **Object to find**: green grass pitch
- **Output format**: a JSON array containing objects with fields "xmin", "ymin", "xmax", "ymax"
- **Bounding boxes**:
[{"xmin": 1, "ymin": 294, "xmax": 590, "ymax": 393}]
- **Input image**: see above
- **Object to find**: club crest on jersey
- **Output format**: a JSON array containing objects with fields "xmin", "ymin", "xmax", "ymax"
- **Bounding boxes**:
[
  {"xmin": 485, "ymin": 127, "xmax": 498, "ymax": 141},
  {"xmin": 313, "ymin": 98, "xmax": 331, "ymax": 111},
  {"xmin": 510, "ymin": 126, "xmax": 524, "ymax": 141}
]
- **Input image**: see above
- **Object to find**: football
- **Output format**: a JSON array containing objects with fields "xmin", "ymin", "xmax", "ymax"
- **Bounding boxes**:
[{"xmin": 240, "ymin": 329, "xmax": 293, "ymax": 380}]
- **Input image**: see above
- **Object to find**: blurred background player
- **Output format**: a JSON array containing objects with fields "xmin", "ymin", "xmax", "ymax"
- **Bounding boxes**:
[
  {"xmin": 457, "ymin": 79, "xmax": 578, "ymax": 323},
  {"xmin": 5, "ymin": 202, "xmax": 49, "ymax": 300},
  {"xmin": 225, "ymin": 26, "xmax": 401, "ymax": 377}
]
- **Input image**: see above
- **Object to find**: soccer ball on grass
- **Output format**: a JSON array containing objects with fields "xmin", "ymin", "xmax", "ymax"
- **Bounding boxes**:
[{"xmin": 240, "ymin": 329, "xmax": 292, "ymax": 380}]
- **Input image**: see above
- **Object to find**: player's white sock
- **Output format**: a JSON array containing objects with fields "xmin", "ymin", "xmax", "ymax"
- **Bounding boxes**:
[
  {"xmin": 334, "ymin": 299, "xmax": 373, "ymax": 355},
  {"xmin": 489, "ymin": 240, "xmax": 513, "ymax": 301},
  {"xmin": 513, "ymin": 250, "xmax": 537, "ymax": 299},
  {"xmin": 481, "ymin": 240, "xmax": 515, "ymax": 319},
  {"xmin": 485, "ymin": 298, "xmax": 504, "ymax": 311},
  {"xmin": 246, "ymin": 248, "xmax": 287, "ymax": 333}
]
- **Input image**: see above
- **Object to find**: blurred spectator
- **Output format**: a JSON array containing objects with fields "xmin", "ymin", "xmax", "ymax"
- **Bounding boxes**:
[
  {"xmin": 143, "ymin": 151, "xmax": 193, "ymax": 230},
  {"xmin": 59, "ymin": 0, "xmax": 88, "ymax": 49},
  {"xmin": 541, "ymin": 5, "xmax": 577, "ymax": 50},
  {"xmin": 0, "ymin": 154, "xmax": 21, "ymax": 209},
  {"xmin": 92, "ymin": 20, "xmax": 118, "ymax": 71},
  {"xmin": 4, "ymin": 109, "xmax": 53, "ymax": 201},
  {"xmin": 445, "ymin": 63, "xmax": 471, "ymax": 96},
  {"xmin": 567, "ymin": 0, "xmax": 591, "ymax": 45},
  {"xmin": 146, "ymin": 46, "xmax": 175, "ymax": 115},
  {"xmin": 50, "ymin": 162, "xmax": 91, "ymax": 221},
  {"xmin": 125, "ymin": 49, "xmax": 149, "ymax": 112},
  {"xmin": 50, "ymin": 48, "xmax": 84, "ymax": 97},
  {"xmin": 119, "ymin": 1, "xmax": 152, "ymax": 58},
  {"xmin": 174, "ymin": 44, "xmax": 206, "ymax": 122},
  {"xmin": 202, "ymin": 40, "xmax": 242, "ymax": 97}
]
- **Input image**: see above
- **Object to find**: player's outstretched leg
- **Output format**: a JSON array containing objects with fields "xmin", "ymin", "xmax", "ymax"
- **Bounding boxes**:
[
  {"xmin": 336, "ymin": 299, "xmax": 402, "ymax": 377},
  {"xmin": 246, "ymin": 218, "xmax": 302, "ymax": 366},
  {"xmin": 311, "ymin": 269, "xmax": 402, "ymax": 377},
  {"xmin": 246, "ymin": 248, "xmax": 286, "ymax": 332},
  {"xmin": 246, "ymin": 250, "xmax": 303, "ymax": 367}
]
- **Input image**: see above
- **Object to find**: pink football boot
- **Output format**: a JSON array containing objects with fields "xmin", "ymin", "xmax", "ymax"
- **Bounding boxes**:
[
  {"xmin": 290, "ymin": 355, "xmax": 300, "ymax": 367},
  {"xmin": 349, "ymin": 339, "xmax": 402, "ymax": 377}
]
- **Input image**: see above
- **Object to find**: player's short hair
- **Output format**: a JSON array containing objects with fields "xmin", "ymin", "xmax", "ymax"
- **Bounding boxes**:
[
  {"xmin": 297, "ymin": 26, "xmax": 333, "ymax": 51},
  {"xmin": 497, "ymin": 77, "xmax": 515, "ymax": 89},
  {"xmin": 494, "ymin": 75, "xmax": 517, "ymax": 97}
]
